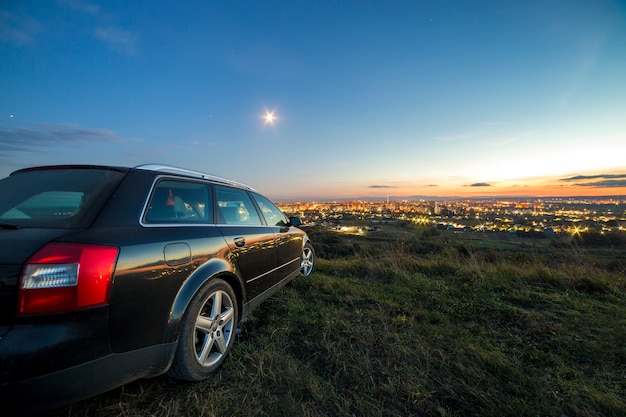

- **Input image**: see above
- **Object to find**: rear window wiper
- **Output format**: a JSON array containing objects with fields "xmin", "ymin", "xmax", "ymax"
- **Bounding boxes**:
[{"xmin": 0, "ymin": 222, "xmax": 20, "ymax": 229}]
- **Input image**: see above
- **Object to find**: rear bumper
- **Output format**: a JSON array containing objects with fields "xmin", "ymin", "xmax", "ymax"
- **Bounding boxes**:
[
  {"xmin": 1, "ymin": 308, "xmax": 111, "ymax": 382},
  {"xmin": 0, "ymin": 307, "xmax": 175, "ymax": 416},
  {"xmin": 1, "ymin": 342, "xmax": 175, "ymax": 416}
]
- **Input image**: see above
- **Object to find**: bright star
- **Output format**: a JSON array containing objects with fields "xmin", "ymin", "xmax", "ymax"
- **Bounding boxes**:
[{"xmin": 263, "ymin": 110, "xmax": 277, "ymax": 125}]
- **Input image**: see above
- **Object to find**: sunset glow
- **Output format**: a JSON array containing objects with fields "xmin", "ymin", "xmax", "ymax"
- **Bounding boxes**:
[{"xmin": 1, "ymin": 2, "xmax": 625, "ymax": 201}]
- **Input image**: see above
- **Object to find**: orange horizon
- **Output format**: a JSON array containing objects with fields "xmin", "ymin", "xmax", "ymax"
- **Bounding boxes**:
[{"xmin": 273, "ymin": 179, "xmax": 626, "ymax": 201}]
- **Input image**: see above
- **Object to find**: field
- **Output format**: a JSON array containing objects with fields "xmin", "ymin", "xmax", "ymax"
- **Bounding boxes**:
[{"xmin": 51, "ymin": 226, "xmax": 625, "ymax": 417}]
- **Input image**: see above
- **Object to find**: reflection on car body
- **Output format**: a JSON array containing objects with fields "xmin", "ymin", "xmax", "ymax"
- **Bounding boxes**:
[{"xmin": 0, "ymin": 164, "xmax": 315, "ymax": 415}]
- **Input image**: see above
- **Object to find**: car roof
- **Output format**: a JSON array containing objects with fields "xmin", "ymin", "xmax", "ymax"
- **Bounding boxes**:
[
  {"xmin": 10, "ymin": 164, "xmax": 255, "ymax": 192},
  {"xmin": 135, "ymin": 164, "xmax": 255, "ymax": 191}
]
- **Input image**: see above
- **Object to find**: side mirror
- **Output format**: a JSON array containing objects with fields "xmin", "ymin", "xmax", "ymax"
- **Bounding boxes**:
[{"xmin": 289, "ymin": 217, "xmax": 302, "ymax": 227}]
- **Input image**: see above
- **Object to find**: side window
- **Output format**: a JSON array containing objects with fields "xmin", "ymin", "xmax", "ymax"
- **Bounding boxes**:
[
  {"xmin": 144, "ymin": 180, "xmax": 212, "ymax": 224},
  {"xmin": 252, "ymin": 193, "xmax": 287, "ymax": 227},
  {"xmin": 216, "ymin": 186, "xmax": 262, "ymax": 225}
]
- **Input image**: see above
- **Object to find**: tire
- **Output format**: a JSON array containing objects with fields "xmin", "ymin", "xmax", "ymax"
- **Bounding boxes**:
[
  {"xmin": 168, "ymin": 278, "xmax": 238, "ymax": 381},
  {"xmin": 300, "ymin": 242, "xmax": 315, "ymax": 276}
]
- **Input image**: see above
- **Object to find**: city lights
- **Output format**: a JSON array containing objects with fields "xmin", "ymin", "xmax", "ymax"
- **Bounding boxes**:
[{"xmin": 277, "ymin": 197, "xmax": 626, "ymax": 238}]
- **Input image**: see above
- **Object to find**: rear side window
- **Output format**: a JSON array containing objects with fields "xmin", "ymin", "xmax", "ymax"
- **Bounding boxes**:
[
  {"xmin": 216, "ymin": 186, "xmax": 262, "ymax": 225},
  {"xmin": 0, "ymin": 168, "xmax": 126, "ymax": 228},
  {"xmin": 144, "ymin": 179, "xmax": 212, "ymax": 224},
  {"xmin": 3, "ymin": 191, "xmax": 84, "ymax": 219}
]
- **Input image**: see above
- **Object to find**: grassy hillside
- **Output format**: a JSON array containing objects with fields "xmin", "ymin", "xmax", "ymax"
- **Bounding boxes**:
[{"xmin": 53, "ymin": 228, "xmax": 625, "ymax": 417}]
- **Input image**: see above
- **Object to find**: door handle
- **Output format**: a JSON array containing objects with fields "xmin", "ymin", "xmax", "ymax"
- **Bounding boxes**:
[{"xmin": 234, "ymin": 237, "xmax": 246, "ymax": 247}]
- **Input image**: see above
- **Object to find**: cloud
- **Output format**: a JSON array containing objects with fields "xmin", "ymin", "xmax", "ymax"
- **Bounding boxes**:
[
  {"xmin": 0, "ymin": 122, "xmax": 128, "ymax": 156},
  {"xmin": 572, "ymin": 180, "xmax": 626, "ymax": 188},
  {"xmin": 59, "ymin": 0, "xmax": 138, "ymax": 55},
  {"xmin": 1, "ymin": 2, "xmax": 138, "ymax": 54},
  {"xmin": 0, "ymin": 11, "xmax": 44, "ymax": 45},
  {"xmin": 561, "ymin": 174, "xmax": 626, "ymax": 181},
  {"xmin": 559, "ymin": 34, "xmax": 604, "ymax": 108},
  {"xmin": 558, "ymin": 173, "xmax": 626, "ymax": 188},
  {"xmin": 467, "ymin": 183, "xmax": 491, "ymax": 187},
  {"xmin": 369, "ymin": 185, "xmax": 397, "ymax": 189},
  {"xmin": 58, "ymin": 0, "xmax": 101, "ymax": 15},
  {"xmin": 94, "ymin": 25, "xmax": 137, "ymax": 55}
]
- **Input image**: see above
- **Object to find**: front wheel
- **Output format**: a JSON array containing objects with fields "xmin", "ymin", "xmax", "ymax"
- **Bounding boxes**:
[
  {"xmin": 168, "ymin": 278, "xmax": 238, "ymax": 381},
  {"xmin": 300, "ymin": 242, "xmax": 315, "ymax": 276}
]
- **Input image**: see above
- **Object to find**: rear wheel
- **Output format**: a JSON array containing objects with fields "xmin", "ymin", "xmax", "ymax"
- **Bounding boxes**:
[
  {"xmin": 300, "ymin": 242, "xmax": 315, "ymax": 276},
  {"xmin": 168, "ymin": 278, "xmax": 238, "ymax": 381}
]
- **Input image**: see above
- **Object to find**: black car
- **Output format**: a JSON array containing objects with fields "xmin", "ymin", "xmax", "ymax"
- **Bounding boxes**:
[{"xmin": 0, "ymin": 164, "xmax": 315, "ymax": 415}]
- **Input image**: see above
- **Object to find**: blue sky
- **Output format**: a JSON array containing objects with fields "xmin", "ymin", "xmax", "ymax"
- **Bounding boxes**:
[{"xmin": 2, "ymin": 0, "xmax": 625, "ymax": 201}]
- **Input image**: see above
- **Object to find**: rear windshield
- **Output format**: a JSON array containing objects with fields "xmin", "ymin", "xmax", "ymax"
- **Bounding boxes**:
[{"xmin": 0, "ymin": 168, "xmax": 126, "ymax": 228}]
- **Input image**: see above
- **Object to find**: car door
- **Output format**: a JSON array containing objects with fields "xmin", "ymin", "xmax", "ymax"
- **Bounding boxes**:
[
  {"xmin": 214, "ymin": 185, "xmax": 277, "ymax": 300},
  {"xmin": 251, "ymin": 192, "xmax": 303, "ymax": 283},
  {"xmin": 108, "ymin": 177, "xmax": 220, "ymax": 352}
]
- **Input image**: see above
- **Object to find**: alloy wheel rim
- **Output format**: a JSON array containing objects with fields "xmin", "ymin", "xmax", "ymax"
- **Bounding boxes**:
[
  {"xmin": 193, "ymin": 290, "xmax": 235, "ymax": 367},
  {"xmin": 301, "ymin": 247, "xmax": 314, "ymax": 276}
]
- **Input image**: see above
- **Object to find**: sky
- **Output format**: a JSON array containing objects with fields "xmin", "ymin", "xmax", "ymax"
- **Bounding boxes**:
[{"xmin": 1, "ymin": 0, "xmax": 626, "ymax": 201}]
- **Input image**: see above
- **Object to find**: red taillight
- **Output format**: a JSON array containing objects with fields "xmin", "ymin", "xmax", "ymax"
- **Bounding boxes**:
[{"xmin": 18, "ymin": 243, "xmax": 119, "ymax": 315}]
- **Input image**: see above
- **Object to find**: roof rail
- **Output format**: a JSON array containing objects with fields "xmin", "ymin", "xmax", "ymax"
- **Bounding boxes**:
[{"xmin": 135, "ymin": 164, "xmax": 255, "ymax": 191}]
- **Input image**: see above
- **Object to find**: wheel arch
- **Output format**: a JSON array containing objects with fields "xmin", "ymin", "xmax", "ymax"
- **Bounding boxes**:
[{"xmin": 164, "ymin": 258, "xmax": 246, "ymax": 345}]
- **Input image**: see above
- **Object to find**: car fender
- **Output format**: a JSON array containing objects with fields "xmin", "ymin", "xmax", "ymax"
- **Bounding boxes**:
[
  {"xmin": 164, "ymin": 258, "xmax": 245, "ymax": 344},
  {"xmin": 303, "ymin": 234, "xmax": 311, "ymax": 248}
]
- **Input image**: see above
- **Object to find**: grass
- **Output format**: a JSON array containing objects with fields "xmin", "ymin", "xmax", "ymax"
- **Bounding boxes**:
[{"xmin": 51, "ymin": 230, "xmax": 625, "ymax": 417}]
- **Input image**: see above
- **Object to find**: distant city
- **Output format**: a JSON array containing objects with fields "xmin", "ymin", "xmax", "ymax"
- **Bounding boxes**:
[{"xmin": 278, "ymin": 196, "xmax": 626, "ymax": 236}]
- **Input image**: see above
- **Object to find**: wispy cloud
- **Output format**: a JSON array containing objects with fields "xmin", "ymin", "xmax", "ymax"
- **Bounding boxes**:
[
  {"xmin": 59, "ymin": 0, "xmax": 138, "ymax": 55},
  {"xmin": 572, "ymin": 180, "xmax": 626, "ymax": 188},
  {"xmin": 559, "ymin": 34, "xmax": 604, "ymax": 108},
  {"xmin": 561, "ymin": 174, "xmax": 626, "ymax": 181},
  {"xmin": 58, "ymin": 0, "xmax": 101, "ymax": 15},
  {"xmin": 435, "ymin": 130, "xmax": 480, "ymax": 143},
  {"xmin": 0, "ymin": 11, "xmax": 45, "ymax": 45},
  {"xmin": 1, "ymin": 2, "xmax": 137, "ymax": 54},
  {"xmin": 560, "ymin": 173, "xmax": 626, "ymax": 188},
  {"xmin": 467, "ymin": 183, "xmax": 491, "ymax": 187},
  {"xmin": 0, "ymin": 122, "xmax": 129, "ymax": 156},
  {"xmin": 369, "ymin": 185, "xmax": 397, "ymax": 189},
  {"xmin": 94, "ymin": 25, "xmax": 137, "ymax": 55},
  {"xmin": 437, "ymin": 124, "xmax": 538, "ymax": 148},
  {"xmin": 484, "ymin": 130, "xmax": 538, "ymax": 147}
]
